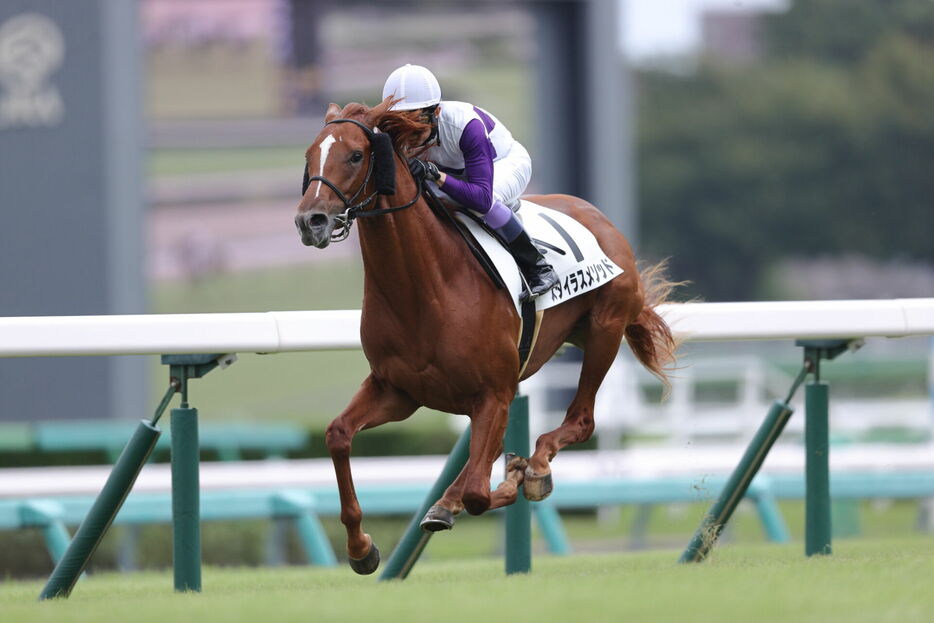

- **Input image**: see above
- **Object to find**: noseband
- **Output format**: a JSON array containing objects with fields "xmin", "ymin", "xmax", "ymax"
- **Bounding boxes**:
[{"xmin": 303, "ymin": 118, "xmax": 423, "ymax": 242}]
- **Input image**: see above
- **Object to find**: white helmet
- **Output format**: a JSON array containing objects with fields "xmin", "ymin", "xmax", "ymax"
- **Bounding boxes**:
[{"xmin": 382, "ymin": 64, "xmax": 442, "ymax": 111}]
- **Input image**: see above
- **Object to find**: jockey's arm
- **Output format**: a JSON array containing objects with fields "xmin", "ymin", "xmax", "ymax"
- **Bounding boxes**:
[{"xmin": 437, "ymin": 119, "xmax": 494, "ymax": 213}]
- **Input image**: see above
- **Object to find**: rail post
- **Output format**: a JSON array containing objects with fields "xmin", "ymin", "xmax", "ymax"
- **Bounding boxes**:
[
  {"xmin": 797, "ymin": 340, "xmax": 858, "ymax": 556},
  {"xmin": 504, "ymin": 394, "xmax": 531, "ymax": 574},
  {"xmin": 162, "ymin": 353, "xmax": 236, "ymax": 592},
  {"xmin": 39, "ymin": 415, "xmax": 165, "ymax": 599},
  {"xmin": 678, "ymin": 399, "xmax": 796, "ymax": 563},
  {"xmin": 170, "ymin": 400, "xmax": 201, "ymax": 590},
  {"xmin": 38, "ymin": 353, "xmax": 235, "ymax": 600},
  {"xmin": 679, "ymin": 338, "xmax": 860, "ymax": 563}
]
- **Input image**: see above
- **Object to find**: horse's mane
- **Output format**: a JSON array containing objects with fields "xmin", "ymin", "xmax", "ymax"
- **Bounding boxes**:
[{"xmin": 336, "ymin": 99, "xmax": 432, "ymax": 158}]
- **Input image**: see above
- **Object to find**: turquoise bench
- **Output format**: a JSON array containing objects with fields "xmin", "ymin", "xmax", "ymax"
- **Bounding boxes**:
[
  {"xmin": 14, "ymin": 420, "xmax": 310, "ymax": 462},
  {"xmin": 0, "ymin": 486, "xmax": 569, "ymax": 569},
  {"xmin": 6, "ymin": 470, "xmax": 932, "ymax": 570}
]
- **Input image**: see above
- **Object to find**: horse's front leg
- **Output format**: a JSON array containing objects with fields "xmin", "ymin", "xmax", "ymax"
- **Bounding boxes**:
[{"xmin": 326, "ymin": 374, "xmax": 418, "ymax": 574}]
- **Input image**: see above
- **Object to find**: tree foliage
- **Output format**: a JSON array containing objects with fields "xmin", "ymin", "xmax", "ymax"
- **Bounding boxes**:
[{"xmin": 638, "ymin": 0, "xmax": 934, "ymax": 300}]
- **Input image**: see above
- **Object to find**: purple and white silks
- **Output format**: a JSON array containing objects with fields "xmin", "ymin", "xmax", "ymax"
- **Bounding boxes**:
[
  {"xmin": 437, "ymin": 117, "xmax": 496, "ymax": 213},
  {"xmin": 422, "ymin": 101, "xmax": 532, "ymax": 242}
]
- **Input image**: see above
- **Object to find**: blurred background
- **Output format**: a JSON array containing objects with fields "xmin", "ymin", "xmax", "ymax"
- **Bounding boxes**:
[{"xmin": 1, "ymin": 0, "xmax": 932, "ymax": 577}]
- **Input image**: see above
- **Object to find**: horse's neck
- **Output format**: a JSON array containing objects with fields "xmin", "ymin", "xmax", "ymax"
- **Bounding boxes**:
[{"xmin": 357, "ymin": 196, "xmax": 463, "ymax": 312}]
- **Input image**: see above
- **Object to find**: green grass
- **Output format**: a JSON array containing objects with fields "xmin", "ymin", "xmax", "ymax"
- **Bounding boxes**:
[
  {"xmin": 3, "ymin": 537, "xmax": 933, "ymax": 622},
  {"xmin": 149, "ymin": 147, "xmax": 300, "ymax": 177},
  {"xmin": 152, "ymin": 260, "xmax": 364, "ymax": 313}
]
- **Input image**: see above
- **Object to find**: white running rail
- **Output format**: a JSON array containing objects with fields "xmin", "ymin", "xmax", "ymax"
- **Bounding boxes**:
[{"xmin": 1, "ymin": 298, "xmax": 933, "ymax": 357}]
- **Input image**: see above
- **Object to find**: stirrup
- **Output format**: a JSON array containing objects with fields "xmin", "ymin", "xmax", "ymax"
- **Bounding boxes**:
[{"xmin": 520, "ymin": 267, "xmax": 559, "ymax": 302}]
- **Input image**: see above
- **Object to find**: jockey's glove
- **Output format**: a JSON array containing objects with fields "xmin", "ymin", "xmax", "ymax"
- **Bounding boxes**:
[{"xmin": 408, "ymin": 158, "xmax": 441, "ymax": 182}]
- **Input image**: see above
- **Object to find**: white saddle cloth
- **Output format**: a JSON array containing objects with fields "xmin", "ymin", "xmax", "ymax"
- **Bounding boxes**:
[{"xmin": 455, "ymin": 200, "xmax": 625, "ymax": 312}]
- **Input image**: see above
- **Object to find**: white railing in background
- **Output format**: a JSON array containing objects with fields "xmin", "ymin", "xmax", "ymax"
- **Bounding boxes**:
[
  {"xmin": 1, "ymin": 298, "xmax": 933, "ymax": 357},
  {"xmin": 522, "ymin": 355, "xmax": 933, "ymax": 448}
]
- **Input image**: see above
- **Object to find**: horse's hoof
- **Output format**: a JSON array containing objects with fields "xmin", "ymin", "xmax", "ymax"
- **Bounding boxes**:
[
  {"xmin": 505, "ymin": 453, "xmax": 529, "ymax": 476},
  {"xmin": 348, "ymin": 541, "xmax": 380, "ymax": 575},
  {"xmin": 420, "ymin": 504, "xmax": 455, "ymax": 532},
  {"xmin": 524, "ymin": 468, "xmax": 553, "ymax": 501}
]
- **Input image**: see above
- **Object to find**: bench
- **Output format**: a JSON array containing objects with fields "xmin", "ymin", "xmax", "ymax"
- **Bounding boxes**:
[
  {"xmin": 5, "ymin": 445, "xmax": 934, "ymax": 569},
  {"xmin": 8, "ymin": 471, "xmax": 922, "ymax": 569},
  {"xmin": 0, "ymin": 486, "xmax": 571, "ymax": 568},
  {"xmin": 1, "ymin": 419, "xmax": 309, "ymax": 462}
]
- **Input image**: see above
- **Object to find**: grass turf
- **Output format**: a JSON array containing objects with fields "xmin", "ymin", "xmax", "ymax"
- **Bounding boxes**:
[{"xmin": 2, "ymin": 537, "xmax": 932, "ymax": 623}]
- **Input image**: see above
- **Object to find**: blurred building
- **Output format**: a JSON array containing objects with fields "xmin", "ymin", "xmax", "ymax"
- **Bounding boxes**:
[{"xmin": 0, "ymin": 1, "xmax": 145, "ymax": 422}]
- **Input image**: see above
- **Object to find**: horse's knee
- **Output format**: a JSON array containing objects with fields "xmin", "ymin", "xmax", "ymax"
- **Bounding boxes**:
[
  {"xmin": 462, "ymin": 489, "xmax": 491, "ymax": 516},
  {"xmin": 325, "ymin": 420, "xmax": 352, "ymax": 459}
]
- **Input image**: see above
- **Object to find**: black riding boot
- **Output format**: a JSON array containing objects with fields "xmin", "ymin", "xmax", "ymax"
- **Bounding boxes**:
[{"xmin": 506, "ymin": 231, "xmax": 560, "ymax": 301}]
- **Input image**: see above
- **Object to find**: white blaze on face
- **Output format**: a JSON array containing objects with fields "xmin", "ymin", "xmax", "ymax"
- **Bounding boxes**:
[{"xmin": 315, "ymin": 133, "xmax": 337, "ymax": 198}]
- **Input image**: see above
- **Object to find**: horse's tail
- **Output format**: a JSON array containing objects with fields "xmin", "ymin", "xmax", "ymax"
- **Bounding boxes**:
[{"xmin": 624, "ymin": 260, "xmax": 682, "ymax": 394}]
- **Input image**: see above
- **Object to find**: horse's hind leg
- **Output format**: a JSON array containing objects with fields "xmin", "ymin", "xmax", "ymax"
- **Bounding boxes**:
[
  {"xmin": 526, "ymin": 315, "xmax": 626, "ymax": 501},
  {"xmin": 326, "ymin": 374, "xmax": 418, "ymax": 574},
  {"xmin": 422, "ymin": 391, "xmax": 517, "ymax": 530},
  {"xmin": 421, "ymin": 452, "xmax": 527, "ymax": 531}
]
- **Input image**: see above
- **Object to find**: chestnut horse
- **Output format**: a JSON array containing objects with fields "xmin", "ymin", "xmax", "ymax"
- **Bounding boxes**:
[{"xmin": 295, "ymin": 99, "xmax": 677, "ymax": 574}]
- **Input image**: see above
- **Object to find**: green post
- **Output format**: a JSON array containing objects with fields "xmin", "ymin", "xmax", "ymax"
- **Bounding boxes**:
[
  {"xmin": 379, "ymin": 426, "xmax": 472, "ymax": 581},
  {"xmin": 39, "ymin": 420, "xmax": 161, "ymax": 600},
  {"xmin": 160, "ymin": 353, "xmax": 234, "ymax": 591},
  {"xmin": 679, "ymin": 400, "xmax": 794, "ymax": 563},
  {"xmin": 805, "ymin": 381, "xmax": 832, "ymax": 556},
  {"xmin": 503, "ymin": 395, "xmax": 531, "ymax": 574},
  {"xmin": 679, "ymin": 338, "xmax": 857, "ymax": 564},
  {"xmin": 797, "ymin": 339, "xmax": 856, "ymax": 556},
  {"xmin": 171, "ymin": 405, "xmax": 202, "ymax": 592}
]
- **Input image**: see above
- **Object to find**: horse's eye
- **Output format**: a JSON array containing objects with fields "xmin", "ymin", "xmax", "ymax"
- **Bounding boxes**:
[{"xmin": 349, "ymin": 151, "xmax": 363, "ymax": 164}]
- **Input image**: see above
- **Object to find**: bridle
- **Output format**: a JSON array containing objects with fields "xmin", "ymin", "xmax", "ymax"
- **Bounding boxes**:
[{"xmin": 303, "ymin": 118, "xmax": 423, "ymax": 242}]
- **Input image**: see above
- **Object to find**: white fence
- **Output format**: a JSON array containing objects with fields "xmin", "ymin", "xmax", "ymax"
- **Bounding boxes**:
[
  {"xmin": 1, "ymin": 298, "xmax": 933, "ymax": 357},
  {"xmin": 1, "ymin": 298, "xmax": 933, "ymax": 447},
  {"xmin": 522, "ymin": 354, "xmax": 933, "ymax": 449},
  {"xmin": 1, "ymin": 298, "xmax": 933, "ymax": 511}
]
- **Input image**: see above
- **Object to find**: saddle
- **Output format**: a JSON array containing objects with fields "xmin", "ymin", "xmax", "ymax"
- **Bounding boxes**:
[{"xmin": 421, "ymin": 188, "xmax": 624, "ymax": 376}]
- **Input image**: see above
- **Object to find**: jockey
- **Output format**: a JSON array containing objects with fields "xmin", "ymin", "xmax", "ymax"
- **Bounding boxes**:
[{"xmin": 382, "ymin": 64, "xmax": 559, "ymax": 301}]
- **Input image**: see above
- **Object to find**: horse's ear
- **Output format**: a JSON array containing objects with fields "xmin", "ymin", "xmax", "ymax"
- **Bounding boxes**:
[{"xmin": 324, "ymin": 103, "xmax": 341, "ymax": 122}]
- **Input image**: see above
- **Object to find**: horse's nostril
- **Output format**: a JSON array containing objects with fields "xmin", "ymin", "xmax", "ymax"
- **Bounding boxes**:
[{"xmin": 309, "ymin": 213, "xmax": 329, "ymax": 228}]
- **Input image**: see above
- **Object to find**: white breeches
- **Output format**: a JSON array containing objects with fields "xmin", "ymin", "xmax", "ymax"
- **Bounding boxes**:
[{"xmin": 491, "ymin": 141, "xmax": 532, "ymax": 209}]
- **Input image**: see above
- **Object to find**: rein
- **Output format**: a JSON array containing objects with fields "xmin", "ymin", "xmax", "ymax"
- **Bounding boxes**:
[{"xmin": 304, "ymin": 118, "xmax": 422, "ymax": 242}]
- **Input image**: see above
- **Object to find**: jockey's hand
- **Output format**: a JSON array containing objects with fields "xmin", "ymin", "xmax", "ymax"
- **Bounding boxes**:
[{"xmin": 408, "ymin": 158, "xmax": 441, "ymax": 182}]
